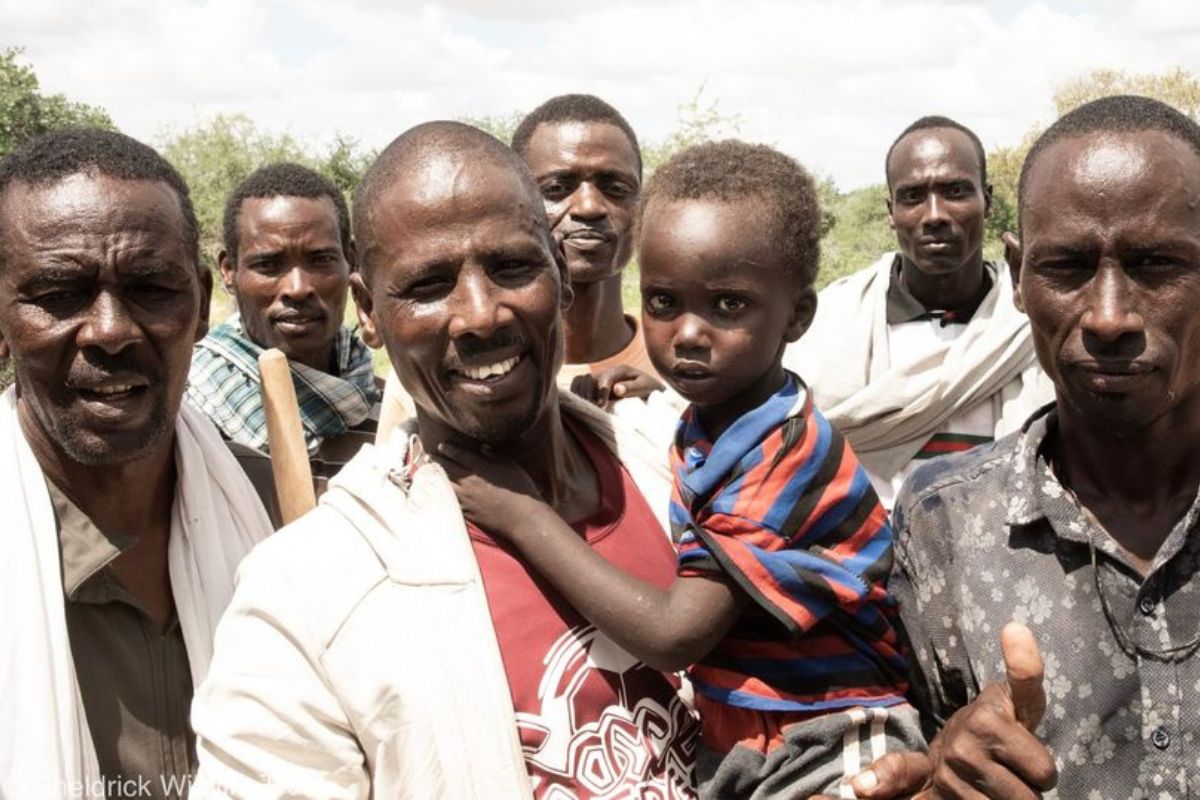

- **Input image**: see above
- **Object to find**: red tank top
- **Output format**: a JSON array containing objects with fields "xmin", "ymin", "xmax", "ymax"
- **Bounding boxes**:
[{"xmin": 468, "ymin": 420, "xmax": 698, "ymax": 798}]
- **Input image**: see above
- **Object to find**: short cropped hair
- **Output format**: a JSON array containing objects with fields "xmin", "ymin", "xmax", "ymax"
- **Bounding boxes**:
[
  {"xmin": 223, "ymin": 162, "xmax": 351, "ymax": 263},
  {"xmin": 511, "ymin": 94, "xmax": 642, "ymax": 177},
  {"xmin": 885, "ymin": 115, "xmax": 987, "ymax": 189},
  {"xmin": 0, "ymin": 127, "xmax": 200, "ymax": 266},
  {"xmin": 639, "ymin": 139, "xmax": 822, "ymax": 291},
  {"xmin": 1018, "ymin": 95, "xmax": 1200, "ymax": 218}
]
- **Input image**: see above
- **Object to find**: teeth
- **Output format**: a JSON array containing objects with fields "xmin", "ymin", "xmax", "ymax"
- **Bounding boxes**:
[
  {"xmin": 89, "ymin": 384, "xmax": 137, "ymax": 396},
  {"xmin": 462, "ymin": 356, "xmax": 519, "ymax": 381}
]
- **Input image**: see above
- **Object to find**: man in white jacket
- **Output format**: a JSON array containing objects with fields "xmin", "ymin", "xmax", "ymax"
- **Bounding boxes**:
[
  {"xmin": 0, "ymin": 128, "xmax": 273, "ymax": 800},
  {"xmin": 784, "ymin": 116, "xmax": 1051, "ymax": 509},
  {"xmin": 191, "ymin": 122, "xmax": 697, "ymax": 798}
]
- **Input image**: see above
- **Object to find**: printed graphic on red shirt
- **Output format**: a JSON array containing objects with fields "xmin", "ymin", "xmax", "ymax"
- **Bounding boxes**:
[{"xmin": 470, "ymin": 420, "xmax": 698, "ymax": 799}]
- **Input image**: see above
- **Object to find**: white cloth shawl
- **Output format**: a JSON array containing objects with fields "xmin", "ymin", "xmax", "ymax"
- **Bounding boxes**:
[
  {"xmin": 0, "ymin": 388, "xmax": 273, "ymax": 800},
  {"xmin": 784, "ymin": 254, "xmax": 1054, "ymax": 479}
]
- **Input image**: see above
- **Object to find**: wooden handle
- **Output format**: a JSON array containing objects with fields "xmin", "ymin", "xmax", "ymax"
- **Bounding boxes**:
[{"xmin": 258, "ymin": 348, "xmax": 316, "ymax": 524}]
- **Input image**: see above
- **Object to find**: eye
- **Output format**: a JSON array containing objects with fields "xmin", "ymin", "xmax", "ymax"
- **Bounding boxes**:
[
  {"xmin": 896, "ymin": 188, "xmax": 924, "ymax": 205},
  {"xmin": 714, "ymin": 295, "xmax": 748, "ymax": 315},
  {"xmin": 491, "ymin": 260, "xmax": 539, "ymax": 285},
  {"xmin": 401, "ymin": 275, "xmax": 454, "ymax": 301},
  {"xmin": 603, "ymin": 180, "xmax": 636, "ymax": 199},
  {"xmin": 31, "ymin": 288, "xmax": 89, "ymax": 314},
  {"xmin": 540, "ymin": 180, "xmax": 573, "ymax": 201},
  {"xmin": 644, "ymin": 292, "xmax": 676, "ymax": 316},
  {"xmin": 943, "ymin": 183, "xmax": 974, "ymax": 200}
]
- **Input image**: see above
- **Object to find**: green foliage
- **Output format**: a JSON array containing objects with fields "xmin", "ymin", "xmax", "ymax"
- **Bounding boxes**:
[
  {"xmin": 987, "ymin": 67, "xmax": 1200, "ymax": 244},
  {"xmin": 159, "ymin": 114, "xmax": 376, "ymax": 271},
  {"xmin": 642, "ymin": 86, "xmax": 742, "ymax": 176},
  {"xmin": 818, "ymin": 184, "xmax": 894, "ymax": 288},
  {"xmin": 457, "ymin": 111, "xmax": 525, "ymax": 145},
  {"xmin": 0, "ymin": 47, "xmax": 114, "ymax": 157}
]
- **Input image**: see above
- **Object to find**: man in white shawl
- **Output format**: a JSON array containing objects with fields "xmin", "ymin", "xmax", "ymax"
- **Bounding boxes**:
[
  {"xmin": 0, "ymin": 129, "xmax": 273, "ymax": 800},
  {"xmin": 784, "ymin": 115, "xmax": 1052, "ymax": 508}
]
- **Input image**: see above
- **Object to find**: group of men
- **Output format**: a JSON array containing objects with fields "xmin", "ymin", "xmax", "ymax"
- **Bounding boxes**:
[{"xmin": 0, "ymin": 89, "xmax": 1197, "ymax": 800}]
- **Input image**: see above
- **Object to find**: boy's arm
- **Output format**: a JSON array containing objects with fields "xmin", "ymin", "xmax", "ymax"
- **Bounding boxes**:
[{"xmin": 439, "ymin": 444, "xmax": 746, "ymax": 673}]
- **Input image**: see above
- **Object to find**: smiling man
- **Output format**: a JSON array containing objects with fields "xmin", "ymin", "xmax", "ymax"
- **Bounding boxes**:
[
  {"xmin": 186, "ymin": 163, "xmax": 380, "ymax": 473},
  {"xmin": 785, "ymin": 116, "xmax": 1051, "ymax": 508},
  {"xmin": 191, "ymin": 122, "xmax": 696, "ymax": 798},
  {"xmin": 0, "ymin": 128, "xmax": 272, "ymax": 799}
]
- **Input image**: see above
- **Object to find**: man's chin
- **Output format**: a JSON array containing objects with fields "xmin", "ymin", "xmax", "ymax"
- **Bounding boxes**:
[{"xmin": 50, "ymin": 412, "xmax": 173, "ymax": 467}]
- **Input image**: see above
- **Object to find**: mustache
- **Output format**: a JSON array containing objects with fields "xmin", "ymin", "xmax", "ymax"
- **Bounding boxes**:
[
  {"xmin": 271, "ymin": 305, "xmax": 326, "ymax": 323},
  {"xmin": 443, "ymin": 329, "xmax": 525, "ymax": 370},
  {"xmin": 558, "ymin": 224, "xmax": 615, "ymax": 241},
  {"xmin": 66, "ymin": 352, "xmax": 155, "ymax": 387}
]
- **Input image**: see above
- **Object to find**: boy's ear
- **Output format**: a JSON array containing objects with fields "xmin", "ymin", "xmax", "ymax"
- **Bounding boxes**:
[
  {"xmin": 349, "ymin": 272, "xmax": 382, "ymax": 349},
  {"xmin": 785, "ymin": 286, "xmax": 818, "ymax": 343},
  {"xmin": 1002, "ymin": 231, "xmax": 1025, "ymax": 313}
]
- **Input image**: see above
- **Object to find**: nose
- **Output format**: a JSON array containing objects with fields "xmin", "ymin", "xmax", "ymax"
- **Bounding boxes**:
[
  {"xmin": 281, "ymin": 266, "xmax": 315, "ymax": 302},
  {"xmin": 922, "ymin": 193, "xmax": 948, "ymax": 228},
  {"xmin": 446, "ymin": 268, "xmax": 513, "ymax": 340},
  {"xmin": 1081, "ymin": 264, "xmax": 1143, "ymax": 343},
  {"xmin": 77, "ymin": 291, "xmax": 140, "ymax": 355},
  {"xmin": 673, "ymin": 313, "xmax": 711, "ymax": 356},
  {"xmin": 570, "ymin": 182, "xmax": 607, "ymax": 220}
]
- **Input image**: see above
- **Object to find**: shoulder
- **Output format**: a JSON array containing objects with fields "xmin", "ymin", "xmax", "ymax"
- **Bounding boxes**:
[
  {"xmin": 815, "ymin": 253, "xmax": 894, "ymax": 304},
  {"xmin": 897, "ymin": 432, "xmax": 1018, "ymax": 511},
  {"xmin": 233, "ymin": 503, "xmax": 389, "ymax": 650}
]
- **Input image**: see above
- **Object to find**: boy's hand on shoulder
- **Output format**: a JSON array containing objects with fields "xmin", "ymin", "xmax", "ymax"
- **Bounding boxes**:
[
  {"xmin": 436, "ymin": 442, "xmax": 545, "ymax": 535},
  {"xmin": 571, "ymin": 365, "xmax": 665, "ymax": 410}
]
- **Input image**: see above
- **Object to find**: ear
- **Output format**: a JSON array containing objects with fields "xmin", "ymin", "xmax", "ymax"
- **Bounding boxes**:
[
  {"xmin": 349, "ymin": 272, "xmax": 382, "ymax": 349},
  {"xmin": 195, "ymin": 265, "xmax": 213, "ymax": 342},
  {"xmin": 1002, "ymin": 231, "xmax": 1024, "ymax": 313},
  {"xmin": 0, "ymin": 331, "xmax": 8, "ymax": 361},
  {"xmin": 785, "ymin": 287, "xmax": 818, "ymax": 343},
  {"xmin": 345, "ymin": 238, "xmax": 359, "ymax": 272},
  {"xmin": 217, "ymin": 249, "xmax": 237, "ymax": 296},
  {"xmin": 885, "ymin": 195, "xmax": 896, "ymax": 230},
  {"xmin": 983, "ymin": 182, "xmax": 994, "ymax": 218},
  {"xmin": 554, "ymin": 241, "xmax": 574, "ymax": 311}
]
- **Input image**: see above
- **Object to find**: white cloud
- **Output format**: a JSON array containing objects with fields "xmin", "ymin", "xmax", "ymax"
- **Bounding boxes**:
[{"xmin": 3, "ymin": 0, "xmax": 1198, "ymax": 188}]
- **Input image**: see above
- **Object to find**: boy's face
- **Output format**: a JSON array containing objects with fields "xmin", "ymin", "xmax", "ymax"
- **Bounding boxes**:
[{"xmin": 639, "ymin": 197, "xmax": 814, "ymax": 431}]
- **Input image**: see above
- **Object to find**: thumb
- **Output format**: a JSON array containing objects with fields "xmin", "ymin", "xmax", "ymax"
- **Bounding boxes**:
[{"xmin": 1001, "ymin": 621, "xmax": 1046, "ymax": 732}]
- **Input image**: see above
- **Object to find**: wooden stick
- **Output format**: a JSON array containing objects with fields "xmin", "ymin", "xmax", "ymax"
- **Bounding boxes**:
[{"xmin": 258, "ymin": 348, "xmax": 316, "ymax": 524}]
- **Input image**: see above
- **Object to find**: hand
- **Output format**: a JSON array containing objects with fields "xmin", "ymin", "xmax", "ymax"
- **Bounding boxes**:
[
  {"xmin": 570, "ymin": 365, "xmax": 665, "ymax": 410},
  {"xmin": 436, "ymin": 441, "xmax": 545, "ymax": 535},
  {"xmin": 919, "ymin": 623, "xmax": 1057, "ymax": 799},
  {"xmin": 807, "ymin": 751, "xmax": 933, "ymax": 799}
]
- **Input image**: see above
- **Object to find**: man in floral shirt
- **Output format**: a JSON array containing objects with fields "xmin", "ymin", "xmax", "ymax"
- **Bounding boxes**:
[{"xmin": 889, "ymin": 95, "xmax": 1200, "ymax": 799}]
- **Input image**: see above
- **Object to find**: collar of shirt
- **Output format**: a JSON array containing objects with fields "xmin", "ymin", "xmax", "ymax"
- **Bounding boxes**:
[
  {"xmin": 885, "ymin": 256, "xmax": 997, "ymax": 326},
  {"xmin": 1002, "ymin": 405, "xmax": 1200, "ymax": 575},
  {"xmin": 672, "ymin": 371, "xmax": 809, "ymax": 502}
]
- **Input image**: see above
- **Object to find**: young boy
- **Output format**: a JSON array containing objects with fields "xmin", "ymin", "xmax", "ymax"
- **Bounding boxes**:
[{"xmin": 441, "ymin": 140, "xmax": 922, "ymax": 798}]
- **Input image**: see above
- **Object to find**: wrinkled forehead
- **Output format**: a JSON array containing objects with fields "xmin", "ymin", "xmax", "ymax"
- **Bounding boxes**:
[
  {"xmin": 367, "ymin": 154, "xmax": 552, "ymax": 253},
  {"xmin": 0, "ymin": 172, "xmax": 189, "ymax": 244},
  {"xmin": 1022, "ymin": 131, "xmax": 1200, "ymax": 236}
]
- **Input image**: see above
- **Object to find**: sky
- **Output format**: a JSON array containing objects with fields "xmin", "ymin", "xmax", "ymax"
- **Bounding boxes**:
[{"xmin": 3, "ymin": 0, "xmax": 1199, "ymax": 189}]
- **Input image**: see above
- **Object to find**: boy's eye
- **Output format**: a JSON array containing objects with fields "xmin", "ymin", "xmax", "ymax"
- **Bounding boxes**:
[
  {"xmin": 644, "ymin": 293, "xmax": 675, "ymax": 314},
  {"xmin": 715, "ymin": 295, "xmax": 747, "ymax": 313}
]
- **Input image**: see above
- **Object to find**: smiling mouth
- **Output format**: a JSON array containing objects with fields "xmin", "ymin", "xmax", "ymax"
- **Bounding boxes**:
[
  {"xmin": 74, "ymin": 382, "xmax": 149, "ymax": 402},
  {"xmin": 452, "ymin": 355, "xmax": 522, "ymax": 382}
]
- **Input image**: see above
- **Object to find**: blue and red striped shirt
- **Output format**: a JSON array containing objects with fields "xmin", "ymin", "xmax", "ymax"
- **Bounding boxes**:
[{"xmin": 671, "ymin": 373, "xmax": 909, "ymax": 715}]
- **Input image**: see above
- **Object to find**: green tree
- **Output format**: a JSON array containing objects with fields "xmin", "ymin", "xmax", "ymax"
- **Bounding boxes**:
[
  {"xmin": 987, "ymin": 67, "xmax": 1200, "ymax": 243},
  {"xmin": 642, "ymin": 86, "xmax": 742, "ymax": 176},
  {"xmin": 0, "ymin": 48, "xmax": 114, "ymax": 157},
  {"xmin": 458, "ymin": 111, "xmax": 525, "ymax": 145}
]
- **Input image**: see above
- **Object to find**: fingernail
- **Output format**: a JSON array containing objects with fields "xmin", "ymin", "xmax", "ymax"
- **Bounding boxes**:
[{"xmin": 853, "ymin": 770, "xmax": 877, "ymax": 791}]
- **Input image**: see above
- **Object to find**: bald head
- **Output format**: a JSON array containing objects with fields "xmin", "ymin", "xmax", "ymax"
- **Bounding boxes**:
[{"xmin": 353, "ymin": 121, "xmax": 548, "ymax": 281}]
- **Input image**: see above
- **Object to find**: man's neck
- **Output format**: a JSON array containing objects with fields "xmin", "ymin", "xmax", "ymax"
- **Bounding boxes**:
[
  {"xmin": 1053, "ymin": 400, "xmax": 1200, "ymax": 566},
  {"xmin": 899, "ymin": 254, "xmax": 986, "ymax": 312},
  {"xmin": 562, "ymin": 275, "xmax": 634, "ymax": 365},
  {"xmin": 418, "ymin": 397, "xmax": 599, "ymax": 524}
]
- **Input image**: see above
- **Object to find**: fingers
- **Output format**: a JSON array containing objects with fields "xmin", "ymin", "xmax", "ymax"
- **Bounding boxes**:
[
  {"xmin": 569, "ymin": 374, "xmax": 598, "ymax": 403},
  {"xmin": 1001, "ymin": 623, "xmax": 1045, "ymax": 732},
  {"xmin": 849, "ymin": 751, "xmax": 933, "ymax": 797}
]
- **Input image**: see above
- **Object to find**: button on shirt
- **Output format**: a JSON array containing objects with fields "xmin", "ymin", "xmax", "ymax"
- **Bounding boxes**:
[
  {"xmin": 892, "ymin": 406, "xmax": 1200, "ymax": 799},
  {"xmin": 49, "ymin": 481, "xmax": 196, "ymax": 800}
]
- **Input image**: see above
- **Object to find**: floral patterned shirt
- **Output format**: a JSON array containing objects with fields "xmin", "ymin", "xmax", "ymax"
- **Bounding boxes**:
[{"xmin": 893, "ymin": 405, "xmax": 1200, "ymax": 799}]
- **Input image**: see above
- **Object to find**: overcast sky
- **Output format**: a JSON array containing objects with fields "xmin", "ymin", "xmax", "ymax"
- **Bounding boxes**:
[{"xmin": 3, "ymin": 0, "xmax": 1198, "ymax": 189}]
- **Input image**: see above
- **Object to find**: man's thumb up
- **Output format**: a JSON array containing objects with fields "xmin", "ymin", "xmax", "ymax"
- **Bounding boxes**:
[{"xmin": 1001, "ymin": 622, "xmax": 1046, "ymax": 732}]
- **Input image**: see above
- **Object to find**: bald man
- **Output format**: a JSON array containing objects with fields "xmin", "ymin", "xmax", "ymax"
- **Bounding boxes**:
[{"xmin": 190, "ymin": 122, "xmax": 696, "ymax": 798}]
